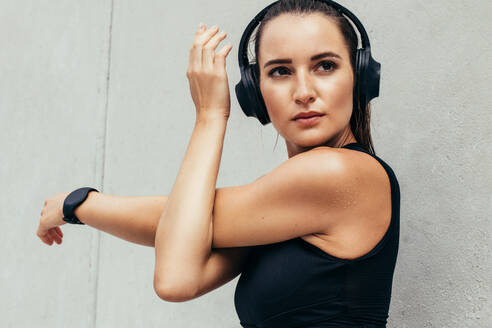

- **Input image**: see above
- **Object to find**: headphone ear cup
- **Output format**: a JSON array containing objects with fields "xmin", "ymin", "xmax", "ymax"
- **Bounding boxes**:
[
  {"xmin": 354, "ymin": 48, "xmax": 381, "ymax": 112},
  {"xmin": 365, "ymin": 52, "xmax": 381, "ymax": 105},
  {"xmin": 250, "ymin": 64, "xmax": 271, "ymax": 125},
  {"xmin": 354, "ymin": 48, "xmax": 368, "ymax": 112},
  {"xmin": 235, "ymin": 68, "xmax": 255, "ymax": 117},
  {"xmin": 234, "ymin": 64, "xmax": 270, "ymax": 125}
]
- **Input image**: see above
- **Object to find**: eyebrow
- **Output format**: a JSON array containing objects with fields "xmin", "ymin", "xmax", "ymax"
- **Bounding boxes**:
[{"xmin": 263, "ymin": 51, "xmax": 342, "ymax": 69}]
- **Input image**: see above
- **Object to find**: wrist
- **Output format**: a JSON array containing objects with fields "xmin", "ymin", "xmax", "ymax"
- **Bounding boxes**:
[
  {"xmin": 196, "ymin": 112, "xmax": 229, "ymax": 125},
  {"xmin": 73, "ymin": 190, "xmax": 99, "ymax": 222},
  {"xmin": 59, "ymin": 192, "xmax": 70, "ymax": 219}
]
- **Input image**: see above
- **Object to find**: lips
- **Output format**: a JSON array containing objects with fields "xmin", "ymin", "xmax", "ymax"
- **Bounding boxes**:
[{"xmin": 293, "ymin": 111, "xmax": 324, "ymax": 120}]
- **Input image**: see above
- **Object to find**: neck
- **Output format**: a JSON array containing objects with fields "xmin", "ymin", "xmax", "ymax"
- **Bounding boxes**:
[{"xmin": 285, "ymin": 129, "xmax": 357, "ymax": 158}]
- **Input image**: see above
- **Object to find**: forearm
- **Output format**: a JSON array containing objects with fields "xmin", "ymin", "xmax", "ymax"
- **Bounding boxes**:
[
  {"xmin": 154, "ymin": 116, "xmax": 227, "ymax": 295},
  {"xmin": 74, "ymin": 191, "xmax": 168, "ymax": 247}
]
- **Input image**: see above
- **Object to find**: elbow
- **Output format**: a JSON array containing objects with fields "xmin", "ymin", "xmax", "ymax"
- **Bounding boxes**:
[
  {"xmin": 154, "ymin": 277, "xmax": 196, "ymax": 302},
  {"xmin": 155, "ymin": 284, "xmax": 191, "ymax": 303}
]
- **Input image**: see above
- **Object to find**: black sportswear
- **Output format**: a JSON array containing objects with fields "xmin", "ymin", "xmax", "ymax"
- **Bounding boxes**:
[{"xmin": 234, "ymin": 142, "xmax": 400, "ymax": 328}]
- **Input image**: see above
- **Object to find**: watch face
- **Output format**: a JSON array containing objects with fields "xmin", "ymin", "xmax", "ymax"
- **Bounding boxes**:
[{"xmin": 66, "ymin": 189, "xmax": 82, "ymax": 207}]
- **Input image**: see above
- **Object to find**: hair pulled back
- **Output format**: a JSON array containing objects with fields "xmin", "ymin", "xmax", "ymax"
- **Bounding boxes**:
[{"xmin": 251, "ymin": 0, "xmax": 375, "ymax": 155}]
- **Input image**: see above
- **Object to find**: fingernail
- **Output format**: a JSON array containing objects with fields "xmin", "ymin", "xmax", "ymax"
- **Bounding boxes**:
[
  {"xmin": 198, "ymin": 22, "xmax": 204, "ymax": 29},
  {"xmin": 211, "ymin": 25, "xmax": 218, "ymax": 30}
]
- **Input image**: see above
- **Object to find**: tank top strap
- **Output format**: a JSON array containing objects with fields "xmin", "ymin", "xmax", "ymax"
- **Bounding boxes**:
[
  {"xmin": 340, "ymin": 142, "xmax": 370, "ymax": 154},
  {"xmin": 341, "ymin": 142, "xmax": 399, "ymax": 190},
  {"xmin": 341, "ymin": 142, "xmax": 401, "ymax": 256}
]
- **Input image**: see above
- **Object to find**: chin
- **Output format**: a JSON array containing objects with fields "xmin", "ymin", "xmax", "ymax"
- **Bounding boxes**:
[{"xmin": 294, "ymin": 134, "xmax": 330, "ymax": 149}]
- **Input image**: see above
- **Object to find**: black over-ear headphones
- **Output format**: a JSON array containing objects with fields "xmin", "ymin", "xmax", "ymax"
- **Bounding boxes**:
[{"xmin": 234, "ymin": 0, "xmax": 381, "ymax": 125}]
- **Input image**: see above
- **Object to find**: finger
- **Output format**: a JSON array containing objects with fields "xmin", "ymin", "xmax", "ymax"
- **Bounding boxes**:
[
  {"xmin": 48, "ymin": 229, "xmax": 61, "ymax": 244},
  {"xmin": 54, "ymin": 230, "xmax": 63, "ymax": 243},
  {"xmin": 197, "ymin": 25, "xmax": 219, "ymax": 45},
  {"xmin": 190, "ymin": 23, "xmax": 206, "ymax": 69},
  {"xmin": 214, "ymin": 44, "xmax": 233, "ymax": 70},
  {"xmin": 52, "ymin": 226, "xmax": 62, "ymax": 238},
  {"xmin": 39, "ymin": 232, "xmax": 52, "ymax": 245},
  {"xmin": 53, "ymin": 230, "xmax": 62, "ymax": 244},
  {"xmin": 203, "ymin": 30, "xmax": 227, "ymax": 70},
  {"xmin": 190, "ymin": 25, "xmax": 218, "ymax": 70},
  {"xmin": 37, "ymin": 224, "xmax": 48, "ymax": 239},
  {"xmin": 48, "ymin": 230, "xmax": 59, "ymax": 244},
  {"xmin": 55, "ymin": 226, "xmax": 63, "ymax": 237},
  {"xmin": 37, "ymin": 224, "xmax": 53, "ymax": 245}
]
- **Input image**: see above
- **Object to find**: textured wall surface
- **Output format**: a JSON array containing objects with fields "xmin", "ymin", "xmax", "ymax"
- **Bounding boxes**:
[{"xmin": 1, "ymin": 0, "xmax": 490, "ymax": 327}]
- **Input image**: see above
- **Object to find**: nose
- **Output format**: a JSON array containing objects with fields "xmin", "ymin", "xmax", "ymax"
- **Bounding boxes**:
[{"xmin": 293, "ymin": 70, "xmax": 316, "ymax": 105}]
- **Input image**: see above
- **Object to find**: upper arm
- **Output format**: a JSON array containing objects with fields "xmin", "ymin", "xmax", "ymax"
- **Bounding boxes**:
[
  {"xmin": 157, "ymin": 246, "xmax": 252, "ymax": 302},
  {"xmin": 211, "ymin": 147, "xmax": 361, "ymax": 248},
  {"xmin": 191, "ymin": 246, "xmax": 252, "ymax": 300}
]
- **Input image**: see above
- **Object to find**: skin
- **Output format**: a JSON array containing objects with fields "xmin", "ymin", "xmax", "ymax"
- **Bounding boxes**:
[
  {"xmin": 36, "ymin": 192, "xmax": 68, "ymax": 245},
  {"xmin": 257, "ymin": 13, "xmax": 357, "ymax": 158},
  {"xmin": 37, "ymin": 13, "xmax": 356, "ymax": 245},
  {"xmin": 36, "ymin": 14, "xmax": 359, "ymax": 247},
  {"xmin": 36, "ymin": 17, "xmax": 391, "ymax": 304}
]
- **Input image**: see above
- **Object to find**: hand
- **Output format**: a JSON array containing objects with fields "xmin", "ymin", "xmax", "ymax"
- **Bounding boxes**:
[
  {"xmin": 186, "ymin": 23, "xmax": 233, "ymax": 121},
  {"xmin": 36, "ymin": 192, "xmax": 69, "ymax": 246}
]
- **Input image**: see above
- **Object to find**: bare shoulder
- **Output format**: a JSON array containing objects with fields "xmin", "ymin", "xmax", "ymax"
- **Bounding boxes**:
[
  {"xmin": 301, "ymin": 146, "xmax": 392, "ymax": 259},
  {"xmin": 299, "ymin": 145, "xmax": 391, "ymax": 225},
  {"xmin": 307, "ymin": 145, "xmax": 389, "ymax": 191},
  {"xmin": 210, "ymin": 143, "xmax": 387, "ymax": 249},
  {"xmin": 311, "ymin": 145, "xmax": 389, "ymax": 186}
]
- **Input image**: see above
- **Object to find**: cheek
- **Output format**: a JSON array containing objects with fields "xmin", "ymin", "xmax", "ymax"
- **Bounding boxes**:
[
  {"xmin": 326, "ymin": 73, "xmax": 354, "ymax": 109},
  {"xmin": 259, "ymin": 81, "xmax": 286, "ymax": 119},
  {"xmin": 259, "ymin": 82, "xmax": 291, "ymax": 135}
]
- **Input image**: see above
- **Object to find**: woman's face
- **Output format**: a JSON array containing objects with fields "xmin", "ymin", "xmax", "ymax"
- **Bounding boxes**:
[{"xmin": 258, "ymin": 13, "xmax": 356, "ymax": 157}]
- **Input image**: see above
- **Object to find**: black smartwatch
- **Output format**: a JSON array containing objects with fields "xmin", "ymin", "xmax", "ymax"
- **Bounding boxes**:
[{"xmin": 62, "ymin": 187, "xmax": 99, "ymax": 224}]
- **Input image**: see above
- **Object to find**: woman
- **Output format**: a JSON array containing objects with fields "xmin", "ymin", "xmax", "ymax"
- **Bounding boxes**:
[{"xmin": 37, "ymin": 0, "xmax": 400, "ymax": 327}]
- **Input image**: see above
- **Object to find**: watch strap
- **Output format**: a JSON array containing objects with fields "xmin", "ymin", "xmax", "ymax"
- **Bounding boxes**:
[{"xmin": 62, "ymin": 187, "xmax": 99, "ymax": 225}]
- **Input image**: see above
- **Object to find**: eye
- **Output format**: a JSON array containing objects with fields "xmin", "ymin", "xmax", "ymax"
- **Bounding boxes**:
[
  {"xmin": 318, "ymin": 60, "xmax": 337, "ymax": 72},
  {"xmin": 268, "ymin": 66, "xmax": 290, "ymax": 77},
  {"xmin": 267, "ymin": 60, "xmax": 337, "ymax": 77}
]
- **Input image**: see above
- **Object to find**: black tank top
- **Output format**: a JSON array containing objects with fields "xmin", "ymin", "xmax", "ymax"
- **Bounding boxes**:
[{"xmin": 234, "ymin": 142, "xmax": 400, "ymax": 328}]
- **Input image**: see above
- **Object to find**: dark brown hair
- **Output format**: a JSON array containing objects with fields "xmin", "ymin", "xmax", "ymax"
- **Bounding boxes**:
[{"xmin": 251, "ymin": 0, "xmax": 376, "ymax": 155}]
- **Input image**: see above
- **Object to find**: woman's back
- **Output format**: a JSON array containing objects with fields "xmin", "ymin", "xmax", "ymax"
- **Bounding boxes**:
[{"xmin": 234, "ymin": 142, "xmax": 401, "ymax": 328}]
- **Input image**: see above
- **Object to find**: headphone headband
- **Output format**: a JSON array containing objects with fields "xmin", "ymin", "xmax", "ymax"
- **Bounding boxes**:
[{"xmin": 237, "ymin": 0, "xmax": 371, "ymax": 68}]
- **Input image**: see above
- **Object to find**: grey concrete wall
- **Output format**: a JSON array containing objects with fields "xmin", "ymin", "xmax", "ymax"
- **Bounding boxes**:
[{"xmin": 1, "ymin": 0, "xmax": 490, "ymax": 327}]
